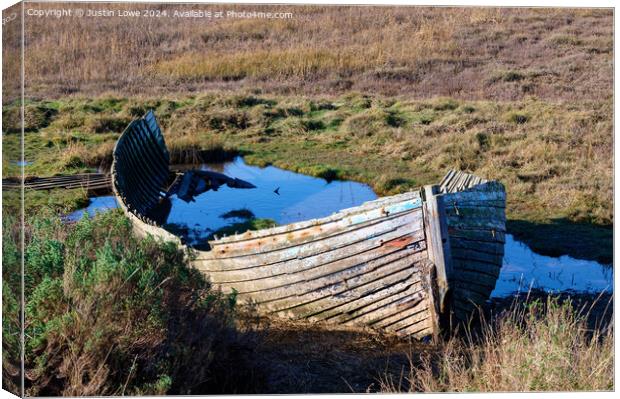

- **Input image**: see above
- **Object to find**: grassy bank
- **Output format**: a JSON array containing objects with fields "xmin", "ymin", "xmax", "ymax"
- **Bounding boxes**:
[{"xmin": 3, "ymin": 92, "xmax": 613, "ymax": 261}]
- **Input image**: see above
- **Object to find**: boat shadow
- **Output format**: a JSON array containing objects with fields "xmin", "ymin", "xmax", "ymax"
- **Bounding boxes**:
[{"xmin": 197, "ymin": 316, "xmax": 428, "ymax": 394}]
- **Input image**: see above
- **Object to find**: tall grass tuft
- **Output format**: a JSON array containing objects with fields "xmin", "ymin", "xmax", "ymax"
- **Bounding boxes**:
[{"xmin": 380, "ymin": 296, "xmax": 613, "ymax": 392}]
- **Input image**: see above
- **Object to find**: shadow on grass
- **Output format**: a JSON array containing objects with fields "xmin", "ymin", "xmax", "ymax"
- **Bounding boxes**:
[
  {"xmin": 507, "ymin": 218, "xmax": 612, "ymax": 264},
  {"xmin": 196, "ymin": 319, "xmax": 421, "ymax": 394},
  {"xmin": 168, "ymin": 146, "xmax": 244, "ymax": 165}
]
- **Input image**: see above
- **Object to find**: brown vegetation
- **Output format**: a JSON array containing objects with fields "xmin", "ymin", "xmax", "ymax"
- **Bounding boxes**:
[
  {"xmin": 3, "ymin": 5, "xmax": 612, "ymax": 100},
  {"xmin": 380, "ymin": 295, "xmax": 613, "ymax": 392}
]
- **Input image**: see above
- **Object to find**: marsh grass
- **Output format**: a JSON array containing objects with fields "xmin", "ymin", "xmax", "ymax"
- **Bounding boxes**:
[
  {"xmin": 4, "ymin": 6, "xmax": 611, "ymax": 100},
  {"xmin": 167, "ymin": 135, "xmax": 238, "ymax": 165},
  {"xmin": 380, "ymin": 295, "xmax": 613, "ymax": 392}
]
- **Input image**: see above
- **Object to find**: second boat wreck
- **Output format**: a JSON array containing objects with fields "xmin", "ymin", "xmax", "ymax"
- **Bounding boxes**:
[{"xmin": 111, "ymin": 111, "xmax": 507, "ymax": 339}]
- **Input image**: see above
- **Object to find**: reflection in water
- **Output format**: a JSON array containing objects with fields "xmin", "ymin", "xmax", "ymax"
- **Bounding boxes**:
[
  {"xmin": 491, "ymin": 234, "xmax": 613, "ymax": 297},
  {"xmin": 164, "ymin": 157, "xmax": 378, "ymax": 243}
]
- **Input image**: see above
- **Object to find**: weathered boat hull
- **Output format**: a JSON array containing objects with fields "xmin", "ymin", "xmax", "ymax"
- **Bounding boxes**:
[
  {"xmin": 440, "ymin": 172, "xmax": 507, "ymax": 322},
  {"xmin": 112, "ymin": 112, "xmax": 506, "ymax": 339}
]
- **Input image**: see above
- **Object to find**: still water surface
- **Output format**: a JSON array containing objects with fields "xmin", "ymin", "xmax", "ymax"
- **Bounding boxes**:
[
  {"xmin": 164, "ymin": 157, "xmax": 378, "ymax": 242},
  {"xmin": 491, "ymin": 235, "xmax": 612, "ymax": 297}
]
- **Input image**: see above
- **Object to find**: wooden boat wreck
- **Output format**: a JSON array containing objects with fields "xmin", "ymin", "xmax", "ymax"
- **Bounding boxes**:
[{"xmin": 112, "ymin": 111, "xmax": 507, "ymax": 339}]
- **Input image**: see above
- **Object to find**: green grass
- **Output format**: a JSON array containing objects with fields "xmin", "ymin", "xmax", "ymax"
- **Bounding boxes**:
[
  {"xmin": 3, "ymin": 188, "xmax": 90, "ymax": 216},
  {"xmin": 2, "ymin": 92, "xmax": 612, "ymax": 261}
]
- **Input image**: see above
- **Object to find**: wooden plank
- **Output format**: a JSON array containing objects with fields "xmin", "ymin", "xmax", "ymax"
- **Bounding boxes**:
[
  {"xmin": 255, "ymin": 251, "xmax": 428, "ymax": 312},
  {"xmin": 119, "ymin": 133, "xmax": 166, "ymax": 192},
  {"xmin": 451, "ymin": 269, "xmax": 500, "ymax": 288},
  {"xmin": 274, "ymin": 261, "xmax": 425, "ymax": 319},
  {"xmin": 299, "ymin": 257, "xmax": 432, "ymax": 323},
  {"xmin": 132, "ymin": 121, "xmax": 170, "ymax": 180},
  {"xmin": 227, "ymin": 238, "xmax": 426, "ymax": 298},
  {"xmin": 397, "ymin": 324, "xmax": 433, "ymax": 339},
  {"xmin": 451, "ymin": 279, "xmax": 496, "ymax": 297},
  {"xmin": 450, "ymin": 237, "xmax": 505, "ymax": 255},
  {"xmin": 112, "ymin": 111, "xmax": 170, "ymax": 219},
  {"xmin": 424, "ymin": 186, "xmax": 452, "ymax": 317},
  {"xmin": 447, "ymin": 215, "xmax": 506, "ymax": 230},
  {"xmin": 122, "ymin": 136, "xmax": 167, "ymax": 198},
  {"xmin": 443, "ymin": 191, "xmax": 505, "ymax": 204},
  {"xmin": 444, "ymin": 205, "xmax": 505, "ymax": 220},
  {"xmin": 115, "ymin": 159, "xmax": 147, "ymax": 209},
  {"xmin": 423, "ymin": 258, "xmax": 440, "ymax": 341},
  {"xmin": 439, "ymin": 169, "xmax": 457, "ymax": 188},
  {"xmin": 203, "ymin": 227, "xmax": 425, "ymax": 283},
  {"xmin": 115, "ymin": 144, "xmax": 161, "ymax": 212},
  {"xmin": 446, "ymin": 215, "xmax": 506, "ymax": 231},
  {"xmin": 445, "ymin": 180, "xmax": 505, "ymax": 194},
  {"xmin": 331, "ymin": 279, "xmax": 425, "ymax": 323},
  {"xmin": 451, "ymin": 247, "xmax": 503, "ymax": 265},
  {"xmin": 352, "ymin": 288, "xmax": 427, "ymax": 325},
  {"xmin": 442, "ymin": 200, "xmax": 505, "ymax": 208},
  {"xmin": 384, "ymin": 308, "xmax": 431, "ymax": 333},
  {"xmin": 373, "ymin": 299, "xmax": 428, "ymax": 329},
  {"xmin": 195, "ymin": 210, "xmax": 423, "ymax": 269},
  {"xmin": 345, "ymin": 286, "xmax": 427, "ymax": 328},
  {"xmin": 3, "ymin": 173, "xmax": 112, "ymax": 191},
  {"xmin": 443, "ymin": 174, "xmax": 505, "ymax": 321},
  {"xmin": 205, "ymin": 205, "xmax": 423, "ymax": 260},
  {"xmin": 452, "ymin": 258, "xmax": 501, "ymax": 278},
  {"xmin": 335, "ymin": 284, "xmax": 425, "ymax": 325},
  {"xmin": 447, "ymin": 227, "xmax": 506, "ymax": 243}
]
